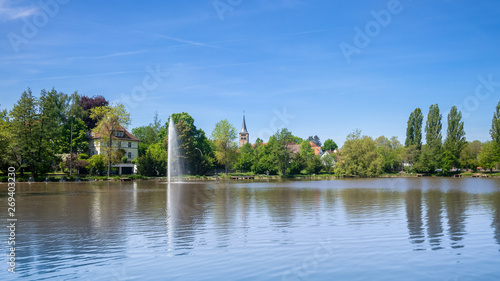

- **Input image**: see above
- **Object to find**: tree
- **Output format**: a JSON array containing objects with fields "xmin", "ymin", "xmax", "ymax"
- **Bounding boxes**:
[
  {"xmin": 478, "ymin": 141, "xmax": 500, "ymax": 171},
  {"xmin": 80, "ymin": 95, "xmax": 108, "ymax": 130},
  {"xmin": 425, "ymin": 104, "xmax": 442, "ymax": 150},
  {"xmin": 9, "ymin": 89, "xmax": 52, "ymax": 178},
  {"xmin": 334, "ymin": 130, "xmax": 383, "ymax": 177},
  {"xmin": 443, "ymin": 106, "xmax": 466, "ymax": 168},
  {"xmin": 235, "ymin": 143, "xmax": 254, "ymax": 172},
  {"xmin": 491, "ymin": 101, "xmax": 500, "ymax": 145},
  {"xmin": 423, "ymin": 104, "xmax": 443, "ymax": 172},
  {"xmin": 90, "ymin": 104, "xmax": 131, "ymax": 177},
  {"xmin": 211, "ymin": 119, "xmax": 237, "ymax": 175},
  {"xmin": 0, "ymin": 107, "xmax": 15, "ymax": 171},
  {"xmin": 137, "ymin": 143, "xmax": 167, "ymax": 176},
  {"xmin": 308, "ymin": 135, "xmax": 322, "ymax": 147},
  {"xmin": 162, "ymin": 112, "xmax": 214, "ymax": 175},
  {"xmin": 268, "ymin": 128, "xmax": 295, "ymax": 176},
  {"xmin": 133, "ymin": 112, "xmax": 162, "ymax": 156},
  {"xmin": 376, "ymin": 136, "xmax": 403, "ymax": 173},
  {"xmin": 405, "ymin": 108, "xmax": 423, "ymax": 149},
  {"xmin": 322, "ymin": 139, "xmax": 338, "ymax": 152},
  {"xmin": 86, "ymin": 154, "xmax": 105, "ymax": 175},
  {"xmin": 459, "ymin": 140, "xmax": 482, "ymax": 171}
]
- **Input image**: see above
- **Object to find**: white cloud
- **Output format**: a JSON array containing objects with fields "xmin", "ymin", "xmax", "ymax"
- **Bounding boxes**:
[{"xmin": 0, "ymin": 0, "xmax": 38, "ymax": 22}]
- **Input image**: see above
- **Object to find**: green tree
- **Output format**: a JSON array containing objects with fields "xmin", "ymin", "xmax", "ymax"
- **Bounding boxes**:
[
  {"xmin": 425, "ymin": 104, "xmax": 442, "ymax": 150},
  {"xmin": 9, "ymin": 89, "xmax": 52, "ymax": 178},
  {"xmin": 0, "ymin": 107, "xmax": 15, "ymax": 171},
  {"xmin": 443, "ymin": 106, "xmax": 466, "ymax": 169},
  {"xmin": 137, "ymin": 143, "xmax": 167, "ymax": 176},
  {"xmin": 86, "ymin": 154, "xmax": 105, "ymax": 175},
  {"xmin": 163, "ymin": 113, "xmax": 214, "ymax": 175},
  {"xmin": 322, "ymin": 139, "xmax": 338, "ymax": 152},
  {"xmin": 133, "ymin": 112, "xmax": 162, "ymax": 156},
  {"xmin": 423, "ymin": 104, "xmax": 443, "ymax": 172},
  {"xmin": 478, "ymin": 141, "xmax": 500, "ymax": 171},
  {"xmin": 491, "ymin": 101, "xmax": 500, "ymax": 145},
  {"xmin": 90, "ymin": 104, "xmax": 131, "ymax": 177},
  {"xmin": 376, "ymin": 136, "xmax": 403, "ymax": 173},
  {"xmin": 235, "ymin": 143, "xmax": 254, "ymax": 172},
  {"xmin": 405, "ymin": 108, "xmax": 423, "ymax": 149},
  {"xmin": 334, "ymin": 130, "xmax": 383, "ymax": 177},
  {"xmin": 211, "ymin": 119, "xmax": 237, "ymax": 175},
  {"xmin": 459, "ymin": 140, "xmax": 482, "ymax": 171},
  {"xmin": 268, "ymin": 128, "xmax": 295, "ymax": 177}
]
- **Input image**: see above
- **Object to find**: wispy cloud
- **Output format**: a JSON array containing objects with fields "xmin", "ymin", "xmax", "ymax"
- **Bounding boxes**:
[
  {"xmin": 28, "ymin": 70, "xmax": 145, "ymax": 81},
  {"xmin": 67, "ymin": 50, "xmax": 148, "ymax": 61},
  {"xmin": 0, "ymin": 0, "xmax": 38, "ymax": 22}
]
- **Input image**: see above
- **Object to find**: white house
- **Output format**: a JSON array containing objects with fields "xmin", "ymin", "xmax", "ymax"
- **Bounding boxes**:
[{"xmin": 88, "ymin": 125, "xmax": 140, "ymax": 175}]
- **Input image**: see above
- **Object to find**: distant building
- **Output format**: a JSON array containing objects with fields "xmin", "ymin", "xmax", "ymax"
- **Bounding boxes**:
[
  {"xmin": 309, "ymin": 141, "xmax": 323, "ymax": 156},
  {"xmin": 88, "ymin": 125, "xmax": 140, "ymax": 175},
  {"xmin": 239, "ymin": 114, "xmax": 249, "ymax": 147}
]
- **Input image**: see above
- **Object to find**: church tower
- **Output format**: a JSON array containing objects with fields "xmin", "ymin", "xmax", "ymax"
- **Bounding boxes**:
[{"xmin": 239, "ymin": 113, "xmax": 249, "ymax": 147}]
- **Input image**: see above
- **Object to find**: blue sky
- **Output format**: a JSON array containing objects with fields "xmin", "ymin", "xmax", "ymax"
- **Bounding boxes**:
[{"xmin": 1, "ymin": 0, "xmax": 500, "ymax": 146}]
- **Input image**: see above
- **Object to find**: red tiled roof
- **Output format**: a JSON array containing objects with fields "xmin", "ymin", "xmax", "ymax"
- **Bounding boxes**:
[{"xmin": 90, "ymin": 125, "xmax": 140, "ymax": 141}]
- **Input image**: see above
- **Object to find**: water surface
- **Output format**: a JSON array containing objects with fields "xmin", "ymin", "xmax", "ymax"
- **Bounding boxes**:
[{"xmin": 1, "ymin": 178, "xmax": 499, "ymax": 280}]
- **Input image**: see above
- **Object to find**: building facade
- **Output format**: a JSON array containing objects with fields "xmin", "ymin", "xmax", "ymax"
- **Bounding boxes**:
[{"xmin": 88, "ymin": 126, "xmax": 140, "ymax": 175}]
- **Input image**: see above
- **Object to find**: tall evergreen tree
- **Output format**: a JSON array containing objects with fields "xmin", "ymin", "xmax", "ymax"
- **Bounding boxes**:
[
  {"xmin": 425, "ymin": 104, "xmax": 442, "ymax": 150},
  {"xmin": 443, "ymin": 106, "xmax": 466, "ymax": 168},
  {"xmin": 491, "ymin": 100, "xmax": 500, "ymax": 145},
  {"xmin": 9, "ymin": 89, "xmax": 51, "ymax": 177}
]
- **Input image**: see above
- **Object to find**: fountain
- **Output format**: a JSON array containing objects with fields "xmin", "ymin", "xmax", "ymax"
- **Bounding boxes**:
[{"xmin": 167, "ymin": 117, "xmax": 182, "ymax": 183}]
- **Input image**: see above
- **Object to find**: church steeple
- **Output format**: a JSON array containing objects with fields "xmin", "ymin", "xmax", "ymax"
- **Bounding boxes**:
[{"xmin": 239, "ymin": 112, "xmax": 249, "ymax": 147}]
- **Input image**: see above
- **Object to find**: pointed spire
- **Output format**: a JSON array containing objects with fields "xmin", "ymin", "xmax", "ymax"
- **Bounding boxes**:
[{"xmin": 241, "ymin": 111, "xmax": 248, "ymax": 134}]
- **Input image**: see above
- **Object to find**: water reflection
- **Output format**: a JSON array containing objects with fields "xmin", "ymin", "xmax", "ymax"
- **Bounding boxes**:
[
  {"xmin": 2, "ymin": 179, "xmax": 500, "ymax": 280},
  {"xmin": 425, "ymin": 190, "xmax": 444, "ymax": 250},
  {"xmin": 405, "ymin": 189, "xmax": 425, "ymax": 249},
  {"xmin": 445, "ymin": 190, "xmax": 467, "ymax": 250},
  {"xmin": 490, "ymin": 192, "xmax": 500, "ymax": 251}
]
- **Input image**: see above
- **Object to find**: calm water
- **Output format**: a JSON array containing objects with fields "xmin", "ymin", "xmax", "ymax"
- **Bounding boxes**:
[{"xmin": 1, "ymin": 178, "xmax": 500, "ymax": 280}]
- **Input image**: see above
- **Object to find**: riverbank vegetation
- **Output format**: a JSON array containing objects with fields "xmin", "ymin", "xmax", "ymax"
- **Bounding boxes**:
[{"xmin": 1, "ymin": 89, "xmax": 500, "ymax": 181}]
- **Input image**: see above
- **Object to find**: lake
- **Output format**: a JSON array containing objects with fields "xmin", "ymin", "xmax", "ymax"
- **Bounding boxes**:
[{"xmin": 1, "ymin": 178, "xmax": 499, "ymax": 280}]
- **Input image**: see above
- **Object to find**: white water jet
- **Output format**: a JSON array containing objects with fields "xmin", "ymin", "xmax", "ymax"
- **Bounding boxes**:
[{"xmin": 167, "ymin": 117, "xmax": 182, "ymax": 183}]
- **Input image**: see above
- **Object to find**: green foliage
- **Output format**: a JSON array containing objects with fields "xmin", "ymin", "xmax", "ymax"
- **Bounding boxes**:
[
  {"xmin": 161, "ymin": 112, "xmax": 215, "ymax": 175},
  {"xmin": 211, "ymin": 119, "xmax": 237, "ymax": 175},
  {"xmin": 478, "ymin": 141, "xmax": 500, "ymax": 171},
  {"xmin": 268, "ymin": 128, "xmax": 295, "ymax": 176},
  {"xmin": 121, "ymin": 156, "xmax": 128, "ymax": 163},
  {"xmin": 425, "ymin": 104, "xmax": 442, "ymax": 150},
  {"xmin": 443, "ymin": 106, "xmax": 466, "ymax": 168},
  {"xmin": 376, "ymin": 136, "xmax": 403, "ymax": 173},
  {"xmin": 405, "ymin": 108, "xmax": 423, "ymax": 149},
  {"xmin": 460, "ymin": 141, "xmax": 482, "ymax": 171},
  {"xmin": 491, "ymin": 101, "xmax": 500, "ymax": 145},
  {"xmin": 234, "ymin": 143, "xmax": 254, "ymax": 172},
  {"xmin": 9, "ymin": 89, "xmax": 54, "ymax": 177},
  {"xmin": 86, "ymin": 154, "xmax": 105, "ymax": 175},
  {"xmin": 132, "ymin": 111, "xmax": 162, "ymax": 156},
  {"xmin": 413, "ymin": 145, "xmax": 440, "ymax": 174},
  {"xmin": 334, "ymin": 130, "xmax": 383, "ymax": 177},
  {"xmin": 322, "ymin": 139, "xmax": 338, "ymax": 152},
  {"xmin": 137, "ymin": 143, "xmax": 167, "ymax": 176}
]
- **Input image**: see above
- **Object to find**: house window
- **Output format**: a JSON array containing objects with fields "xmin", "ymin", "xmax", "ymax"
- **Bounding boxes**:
[
  {"xmin": 115, "ymin": 131, "xmax": 124, "ymax": 137},
  {"xmin": 128, "ymin": 152, "xmax": 132, "ymax": 158},
  {"xmin": 128, "ymin": 142, "xmax": 132, "ymax": 148}
]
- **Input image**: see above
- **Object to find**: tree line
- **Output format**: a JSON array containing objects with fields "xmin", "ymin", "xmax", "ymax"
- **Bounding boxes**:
[{"xmin": 1, "ymin": 88, "xmax": 500, "ymax": 179}]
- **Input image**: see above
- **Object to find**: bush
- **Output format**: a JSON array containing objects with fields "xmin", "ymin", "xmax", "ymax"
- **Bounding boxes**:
[{"xmin": 121, "ymin": 156, "xmax": 128, "ymax": 163}]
